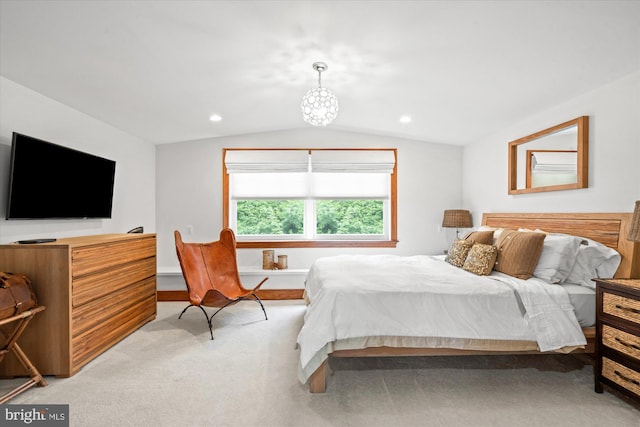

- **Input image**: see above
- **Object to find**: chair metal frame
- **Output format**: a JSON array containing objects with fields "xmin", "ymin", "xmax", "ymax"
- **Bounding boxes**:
[{"xmin": 178, "ymin": 294, "xmax": 267, "ymax": 340}]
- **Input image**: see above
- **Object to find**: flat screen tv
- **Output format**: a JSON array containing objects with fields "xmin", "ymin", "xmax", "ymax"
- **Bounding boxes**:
[{"xmin": 6, "ymin": 132, "xmax": 116, "ymax": 219}]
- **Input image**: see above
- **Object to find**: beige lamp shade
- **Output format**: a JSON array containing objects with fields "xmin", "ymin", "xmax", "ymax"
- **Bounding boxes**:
[
  {"xmin": 629, "ymin": 200, "xmax": 640, "ymax": 242},
  {"xmin": 442, "ymin": 210, "xmax": 472, "ymax": 229}
]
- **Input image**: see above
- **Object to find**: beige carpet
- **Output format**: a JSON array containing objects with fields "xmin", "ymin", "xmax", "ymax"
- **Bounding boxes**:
[{"xmin": 2, "ymin": 300, "xmax": 639, "ymax": 427}]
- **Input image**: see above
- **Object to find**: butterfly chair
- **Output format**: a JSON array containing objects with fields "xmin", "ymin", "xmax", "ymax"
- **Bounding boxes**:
[{"xmin": 174, "ymin": 229, "xmax": 268, "ymax": 339}]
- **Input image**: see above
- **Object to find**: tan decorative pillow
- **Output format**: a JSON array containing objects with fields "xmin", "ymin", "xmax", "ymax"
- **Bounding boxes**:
[
  {"xmin": 479, "ymin": 226, "xmax": 505, "ymax": 241},
  {"xmin": 463, "ymin": 230, "xmax": 495, "ymax": 245},
  {"xmin": 462, "ymin": 243, "xmax": 498, "ymax": 275},
  {"xmin": 494, "ymin": 229, "xmax": 546, "ymax": 279},
  {"xmin": 447, "ymin": 239, "xmax": 475, "ymax": 267}
]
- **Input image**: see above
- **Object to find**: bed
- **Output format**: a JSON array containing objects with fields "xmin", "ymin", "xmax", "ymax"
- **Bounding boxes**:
[{"xmin": 298, "ymin": 212, "xmax": 640, "ymax": 393}]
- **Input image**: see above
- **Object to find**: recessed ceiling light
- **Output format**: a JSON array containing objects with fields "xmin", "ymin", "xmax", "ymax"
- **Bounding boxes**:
[
  {"xmin": 399, "ymin": 115, "xmax": 412, "ymax": 123},
  {"xmin": 209, "ymin": 114, "xmax": 222, "ymax": 122}
]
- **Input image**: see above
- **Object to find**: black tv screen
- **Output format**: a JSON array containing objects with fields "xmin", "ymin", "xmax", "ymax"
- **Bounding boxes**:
[{"xmin": 6, "ymin": 132, "xmax": 116, "ymax": 219}]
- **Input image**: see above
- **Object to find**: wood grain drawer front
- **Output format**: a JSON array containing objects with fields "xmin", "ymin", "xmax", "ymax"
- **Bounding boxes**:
[
  {"xmin": 603, "ymin": 293, "xmax": 640, "ymax": 326},
  {"xmin": 72, "ymin": 236, "xmax": 156, "ymax": 277},
  {"xmin": 602, "ymin": 325, "xmax": 640, "ymax": 361},
  {"xmin": 602, "ymin": 357, "xmax": 640, "ymax": 398},
  {"xmin": 72, "ymin": 257, "xmax": 156, "ymax": 307},
  {"xmin": 72, "ymin": 294, "xmax": 156, "ymax": 369},
  {"xmin": 72, "ymin": 276, "xmax": 156, "ymax": 337}
]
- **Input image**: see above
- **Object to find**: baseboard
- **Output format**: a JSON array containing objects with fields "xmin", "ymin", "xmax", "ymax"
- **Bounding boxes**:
[
  {"xmin": 157, "ymin": 290, "xmax": 189, "ymax": 301},
  {"xmin": 256, "ymin": 289, "xmax": 304, "ymax": 300},
  {"xmin": 157, "ymin": 289, "xmax": 303, "ymax": 301}
]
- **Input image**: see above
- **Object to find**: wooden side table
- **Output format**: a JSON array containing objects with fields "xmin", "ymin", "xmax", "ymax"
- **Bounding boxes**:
[
  {"xmin": 594, "ymin": 278, "xmax": 640, "ymax": 406},
  {"xmin": 0, "ymin": 306, "xmax": 47, "ymax": 403}
]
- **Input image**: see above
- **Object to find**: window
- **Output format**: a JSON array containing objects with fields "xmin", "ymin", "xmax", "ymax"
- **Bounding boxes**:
[{"xmin": 223, "ymin": 148, "xmax": 397, "ymax": 248}]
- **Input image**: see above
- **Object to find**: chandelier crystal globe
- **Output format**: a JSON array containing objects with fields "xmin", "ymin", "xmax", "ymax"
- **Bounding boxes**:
[{"xmin": 301, "ymin": 62, "xmax": 339, "ymax": 126}]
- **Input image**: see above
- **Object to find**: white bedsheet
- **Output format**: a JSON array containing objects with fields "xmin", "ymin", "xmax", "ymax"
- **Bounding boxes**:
[{"xmin": 297, "ymin": 254, "xmax": 586, "ymax": 383}]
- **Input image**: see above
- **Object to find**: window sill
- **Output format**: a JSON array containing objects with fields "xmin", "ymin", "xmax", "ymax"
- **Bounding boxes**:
[
  {"xmin": 236, "ymin": 240, "xmax": 398, "ymax": 249},
  {"xmin": 157, "ymin": 267, "xmax": 309, "ymax": 276},
  {"xmin": 238, "ymin": 267, "xmax": 309, "ymax": 275}
]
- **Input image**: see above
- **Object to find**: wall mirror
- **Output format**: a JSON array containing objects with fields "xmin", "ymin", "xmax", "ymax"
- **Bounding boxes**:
[{"xmin": 508, "ymin": 116, "xmax": 588, "ymax": 195}]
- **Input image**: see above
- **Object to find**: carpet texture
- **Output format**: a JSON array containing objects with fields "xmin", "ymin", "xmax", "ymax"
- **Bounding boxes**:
[{"xmin": 1, "ymin": 301, "xmax": 639, "ymax": 426}]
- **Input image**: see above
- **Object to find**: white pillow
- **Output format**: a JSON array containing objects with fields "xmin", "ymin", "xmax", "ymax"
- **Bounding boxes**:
[
  {"xmin": 516, "ymin": 229, "xmax": 582, "ymax": 284},
  {"xmin": 564, "ymin": 237, "xmax": 621, "ymax": 289},
  {"xmin": 532, "ymin": 232, "xmax": 582, "ymax": 284}
]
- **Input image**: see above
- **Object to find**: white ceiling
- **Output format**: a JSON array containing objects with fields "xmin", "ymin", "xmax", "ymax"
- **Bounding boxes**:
[{"xmin": 1, "ymin": 1, "xmax": 639, "ymax": 146}]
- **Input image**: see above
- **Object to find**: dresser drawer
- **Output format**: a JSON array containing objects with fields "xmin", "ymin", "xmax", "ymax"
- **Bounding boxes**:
[
  {"xmin": 72, "ymin": 276, "xmax": 156, "ymax": 337},
  {"xmin": 72, "ymin": 257, "xmax": 156, "ymax": 307},
  {"xmin": 602, "ymin": 357, "xmax": 640, "ymax": 398},
  {"xmin": 602, "ymin": 324, "xmax": 640, "ymax": 361},
  {"xmin": 72, "ymin": 236, "xmax": 156, "ymax": 277},
  {"xmin": 603, "ymin": 293, "xmax": 640, "ymax": 326},
  {"xmin": 72, "ymin": 294, "xmax": 156, "ymax": 369}
]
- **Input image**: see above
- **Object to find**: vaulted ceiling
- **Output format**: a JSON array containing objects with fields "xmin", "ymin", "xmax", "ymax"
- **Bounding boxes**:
[{"xmin": 1, "ymin": 1, "xmax": 638, "ymax": 145}]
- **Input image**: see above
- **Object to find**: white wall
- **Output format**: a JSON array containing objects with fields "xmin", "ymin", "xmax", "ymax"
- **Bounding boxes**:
[
  {"xmin": 156, "ymin": 128, "xmax": 464, "ymax": 289},
  {"xmin": 463, "ymin": 71, "xmax": 640, "ymax": 219},
  {"xmin": 0, "ymin": 77, "xmax": 156, "ymax": 243}
]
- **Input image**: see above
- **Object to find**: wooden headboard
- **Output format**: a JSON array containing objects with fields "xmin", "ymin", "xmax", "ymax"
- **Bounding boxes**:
[{"xmin": 482, "ymin": 212, "xmax": 640, "ymax": 279}]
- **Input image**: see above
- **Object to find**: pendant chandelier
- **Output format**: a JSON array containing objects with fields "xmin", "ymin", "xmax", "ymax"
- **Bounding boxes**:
[{"xmin": 301, "ymin": 62, "xmax": 339, "ymax": 126}]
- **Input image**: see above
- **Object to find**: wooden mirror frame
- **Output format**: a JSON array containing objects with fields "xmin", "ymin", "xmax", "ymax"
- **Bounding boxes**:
[{"xmin": 508, "ymin": 116, "xmax": 588, "ymax": 195}]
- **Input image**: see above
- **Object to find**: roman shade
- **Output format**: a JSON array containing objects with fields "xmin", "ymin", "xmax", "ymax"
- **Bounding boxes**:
[
  {"xmin": 531, "ymin": 152, "xmax": 577, "ymax": 173},
  {"xmin": 310, "ymin": 173, "xmax": 390, "ymax": 199},
  {"xmin": 224, "ymin": 150, "xmax": 309, "ymax": 173},
  {"xmin": 310, "ymin": 150, "xmax": 395, "ymax": 173},
  {"xmin": 226, "ymin": 149, "xmax": 395, "ymax": 200}
]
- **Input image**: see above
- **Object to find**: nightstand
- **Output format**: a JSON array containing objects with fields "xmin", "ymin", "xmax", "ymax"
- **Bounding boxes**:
[{"xmin": 594, "ymin": 278, "xmax": 640, "ymax": 406}]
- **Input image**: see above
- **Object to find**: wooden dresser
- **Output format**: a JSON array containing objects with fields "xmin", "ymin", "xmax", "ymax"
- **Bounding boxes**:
[
  {"xmin": 0, "ymin": 233, "xmax": 156, "ymax": 377},
  {"xmin": 594, "ymin": 278, "xmax": 640, "ymax": 406}
]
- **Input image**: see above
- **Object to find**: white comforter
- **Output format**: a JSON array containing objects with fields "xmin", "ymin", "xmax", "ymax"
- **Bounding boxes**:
[{"xmin": 297, "ymin": 254, "xmax": 586, "ymax": 383}]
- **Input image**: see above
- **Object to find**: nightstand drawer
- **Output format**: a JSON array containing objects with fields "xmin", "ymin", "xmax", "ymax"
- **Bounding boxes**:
[
  {"xmin": 602, "ymin": 357, "xmax": 640, "ymax": 398},
  {"xmin": 603, "ymin": 293, "xmax": 640, "ymax": 326},
  {"xmin": 602, "ymin": 325, "xmax": 640, "ymax": 361}
]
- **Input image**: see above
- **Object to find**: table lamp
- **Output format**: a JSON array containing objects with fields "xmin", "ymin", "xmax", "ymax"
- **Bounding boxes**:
[{"xmin": 442, "ymin": 209, "xmax": 472, "ymax": 239}]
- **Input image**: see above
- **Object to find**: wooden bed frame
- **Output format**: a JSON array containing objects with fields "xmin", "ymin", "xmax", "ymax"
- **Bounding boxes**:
[{"xmin": 307, "ymin": 212, "xmax": 640, "ymax": 392}]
